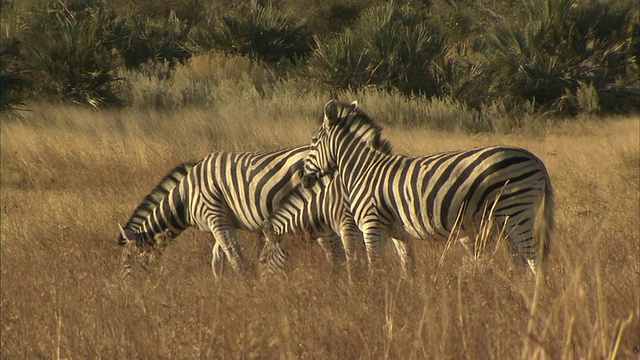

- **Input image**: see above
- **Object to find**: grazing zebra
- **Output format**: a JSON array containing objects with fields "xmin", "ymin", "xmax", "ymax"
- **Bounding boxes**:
[
  {"xmin": 261, "ymin": 171, "xmax": 359, "ymax": 275},
  {"xmin": 300, "ymin": 100, "xmax": 555, "ymax": 275},
  {"xmin": 262, "ymin": 170, "xmax": 418, "ymax": 278},
  {"xmin": 118, "ymin": 146, "xmax": 311, "ymax": 277},
  {"xmin": 257, "ymin": 234, "xmax": 289, "ymax": 278}
]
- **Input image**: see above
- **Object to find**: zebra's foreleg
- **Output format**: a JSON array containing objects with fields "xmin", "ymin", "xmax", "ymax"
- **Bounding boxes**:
[
  {"xmin": 316, "ymin": 233, "xmax": 346, "ymax": 270},
  {"xmin": 211, "ymin": 241, "xmax": 225, "ymax": 278},
  {"xmin": 261, "ymin": 219, "xmax": 280, "ymax": 246},
  {"xmin": 458, "ymin": 235, "xmax": 475, "ymax": 257},
  {"xmin": 259, "ymin": 236, "xmax": 288, "ymax": 279},
  {"xmin": 391, "ymin": 237, "xmax": 416, "ymax": 277},
  {"xmin": 341, "ymin": 227, "xmax": 363, "ymax": 284},
  {"xmin": 259, "ymin": 220, "xmax": 288, "ymax": 278},
  {"xmin": 362, "ymin": 228, "xmax": 388, "ymax": 274}
]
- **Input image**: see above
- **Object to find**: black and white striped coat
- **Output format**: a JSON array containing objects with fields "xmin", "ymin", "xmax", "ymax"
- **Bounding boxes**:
[
  {"xmin": 118, "ymin": 146, "xmax": 310, "ymax": 277},
  {"xmin": 261, "ymin": 172, "xmax": 359, "ymax": 273},
  {"xmin": 301, "ymin": 100, "xmax": 555, "ymax": 274}
]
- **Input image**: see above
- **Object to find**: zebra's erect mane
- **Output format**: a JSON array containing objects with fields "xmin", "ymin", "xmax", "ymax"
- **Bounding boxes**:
[{"xmin": 325, "ymin": 100, "xmax": 393, "ymax": 155}]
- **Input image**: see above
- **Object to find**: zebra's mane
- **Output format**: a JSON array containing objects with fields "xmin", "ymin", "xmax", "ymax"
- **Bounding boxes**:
[
  {"xmin": 329, "ymin": 101, "xmax": 393, "ymax": 155},
  {"xmin": 123, "ymin": 161, "xmax": 197, "ymax": 231}
]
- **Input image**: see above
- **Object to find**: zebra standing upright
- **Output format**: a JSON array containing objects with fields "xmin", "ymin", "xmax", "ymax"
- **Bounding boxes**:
[
  {"xmin": 118, "ymin": 146, "xmax": 314, "ymax": 277},
  {"xmin": 300, "ymin": 100, "xmax": 555, "ymax": 275}
]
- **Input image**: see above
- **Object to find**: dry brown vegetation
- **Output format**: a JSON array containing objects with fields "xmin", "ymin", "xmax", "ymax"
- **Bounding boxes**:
[{"xmin": 1, "ymin": 99, "xmax": 639, "ymax": 359}]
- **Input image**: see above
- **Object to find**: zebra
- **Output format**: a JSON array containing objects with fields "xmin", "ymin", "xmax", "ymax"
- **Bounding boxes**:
[
  {"xmin": 118, "ymin": 146, "xmax": 314, "ymax": 277},
  {"xmin": 299, "ymin": 100, "xmax": 555, "ymax": 275},
  {"xmin": 260, "ymin": 171, "xmax": 359, "ymax": 277},
  {"xmin": 262, "ymin": 170, "xmax": 419, "ymax": 278},
  {"xmin": 257, "ymin": 234, "xmax": 289, "ymax": 279}
]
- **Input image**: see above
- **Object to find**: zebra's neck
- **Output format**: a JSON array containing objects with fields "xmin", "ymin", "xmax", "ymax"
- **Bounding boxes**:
[
  {"xmin": 127, "ymin": 180, "xmax": 192, "ymax": 247},
  {"xmin": 268, "ymin": 188, "xmax": 310, "ymax": 235},
  {"xmin": 269, "ymin": 174, "xmax": 341, "ymax": 236},
  {"xmin": 335, "ymin": 130, "xmax": 390, "ymax": 194}
]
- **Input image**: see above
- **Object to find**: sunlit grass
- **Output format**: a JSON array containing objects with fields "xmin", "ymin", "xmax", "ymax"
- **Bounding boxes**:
[{"xmin": 1, "ymin": 96, "xmax": 638, "ymax": 358}]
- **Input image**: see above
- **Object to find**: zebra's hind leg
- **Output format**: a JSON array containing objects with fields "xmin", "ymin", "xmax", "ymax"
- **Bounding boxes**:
[
  {"xmin": 211, "ymin": 241, "xmax": 225, "ymax": 278},
  {"xmin": 501, "ymin": 214, "xmax": 538, "ymax": 275},
  {"xmin": 210, "ymin": 219, "xmax": 246, "ymax": 276}
]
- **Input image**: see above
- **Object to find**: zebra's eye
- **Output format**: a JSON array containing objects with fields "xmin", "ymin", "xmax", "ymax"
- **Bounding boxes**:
[{"xmin": 311, "ymin": 136, "xmax": 318, "ymax": 143}]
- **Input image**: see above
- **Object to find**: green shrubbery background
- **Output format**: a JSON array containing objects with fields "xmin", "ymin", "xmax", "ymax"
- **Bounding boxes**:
[{"xmin": 1, "ymin": 0, "xmax": 638, "ymax": 121}]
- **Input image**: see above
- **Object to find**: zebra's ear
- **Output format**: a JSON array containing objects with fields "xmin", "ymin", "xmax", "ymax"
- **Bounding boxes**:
[
  {"xmin": 349, "ymin": 100, "xmax": 358, "ymax": 111},
  {"xmin": 118, "ymin": 223, "xmax": 135, "ymax": 245},
  {"xmin": 324, "ymin": 100, "xmax": 339, "ymax": 126},
  {"xmin": 294, "ymin": 166, "xmax": 303, "ymax": 182}
]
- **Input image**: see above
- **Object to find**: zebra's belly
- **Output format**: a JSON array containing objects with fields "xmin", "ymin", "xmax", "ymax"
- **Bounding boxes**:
[{"xmin": 390, "ymin": 221, "xmax": 450, "ymax": 242}]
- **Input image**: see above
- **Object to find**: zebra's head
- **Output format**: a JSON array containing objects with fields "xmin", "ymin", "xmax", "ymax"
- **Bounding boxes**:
[
  {"xmin": 118, "ymin": 223, "xmax": 173, "ymax": 249},
  {"xmin": 118, "ymin": 223, "xmax": 172, "ymax": 277},
  {"xmin": 117, "ymin": 223, "xmax": 136, "ymax": 246},
  {"xmin": 301, "ymin": 100, "xmax": 357, "ymax": 187},
  {"xmin": 302, "ymin": 100, "xmax": 392, "ymax": 188}
]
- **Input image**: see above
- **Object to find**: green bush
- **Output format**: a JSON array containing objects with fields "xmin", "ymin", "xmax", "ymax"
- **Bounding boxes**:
[
  {"xmin": 308, "ymin": 3, "xmax": 451, "ymax": 97},
  {"xmin": 283, "ymin": 0, "xmax": 373, "ymax": 37},
  {"xmin": 8, "ymin": 0, "xmax": 196, "ymax": 108},
  {"xmin": 108, "ymin": 0, "xmax": 211, "ymax": 26},
  {"xmin": 2, "ymin": 0, "xmax": 637, "ymax": 118},
  {"xmin": 0, "ymin": 37, "xmax": 28, "ymax": 114},
  {"xmin": 479, "ymin": 0, "xmax": 639, "ymax": 115},
  {"xmin": 20, "ymin": 0, "xmax": 125, "ymax": 107},
  {"xmin": 112, "ymin": 11, "xmax": 193, "ymax": 71},
  {"xmin": 307, "ymin": 31, "xmax": 373, "ymax": 91},
  {"xmin": 204, "ymin": 4, "xmax": 313, "ymax": 64}
]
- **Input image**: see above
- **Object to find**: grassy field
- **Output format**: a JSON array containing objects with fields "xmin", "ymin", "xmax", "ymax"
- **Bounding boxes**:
[{"xmin": 1, "ymin": 99, "xmax": 639, "ymax": 359}]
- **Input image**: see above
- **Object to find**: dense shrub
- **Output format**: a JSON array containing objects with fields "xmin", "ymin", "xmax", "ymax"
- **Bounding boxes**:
[
  {"xmin": 308, "ymin": 31, "xmax": 373, "ymax": 91},
  {"xmin": 108, "ymin": 0, "xmax": 211, "ymax": 26},
  {"xmin": 19, "ymin": 0, "xmax": 125, "ymax": 107},
  {"xmin": 476, "ymin": 0, "xmax": 639, "ymax": 115},
  {"xmin": 308, "ymin": 3, "xmax": 451, "ymax": 97},
  {"xmin": 2, "ymin": 0, "xmax": 637, "ymax": 117},
  {"xmin": 112, "ymin": 11, "xmax": 193, "ymax": 71},
  {"xmin": 282, "ymin": 0, "xmax": 374, "ymax": 37},
  {"xmin": 203, "ymin": 4, "xmax": 314, "ymax": 64},
  {"xmin": 6, "ymin": 0, "xmax": 196, "ymax": 108},
  {"xmin": 0, "ymin": 37, "xmax": 28, "ymax": 114}
]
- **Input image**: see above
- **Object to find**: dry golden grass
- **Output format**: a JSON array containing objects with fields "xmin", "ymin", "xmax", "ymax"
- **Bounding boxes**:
[{"xmin": 1, "ymin": 100, "xmax": 639, "ymax": 359}]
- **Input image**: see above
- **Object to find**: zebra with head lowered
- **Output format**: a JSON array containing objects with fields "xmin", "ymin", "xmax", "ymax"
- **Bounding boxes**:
[
  {"xmin": 300, "ymin": 100, "xmax": 555, "ymax": 275},
  {"xmin": 261, "ymin": 172, "xmax": 357, "ymax": 270},
  {"xmin": 262, "ymin": 161, "xmax": 418, "ymax": 279},
  {"xmin": 118, "ymin": 146, "xmax": 333, "ymax": 278}
]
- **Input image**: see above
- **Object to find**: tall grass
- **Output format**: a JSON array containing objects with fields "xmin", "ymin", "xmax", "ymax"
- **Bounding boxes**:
[{"xmin": 1, "ymin": 93, "xmax": 638, "ymax": 358}]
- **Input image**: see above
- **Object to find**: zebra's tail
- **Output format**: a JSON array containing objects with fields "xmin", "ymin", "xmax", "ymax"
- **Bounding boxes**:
[{"xmin": 533, "ymin": 176, "xmax": 555, "ymax": 265}]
